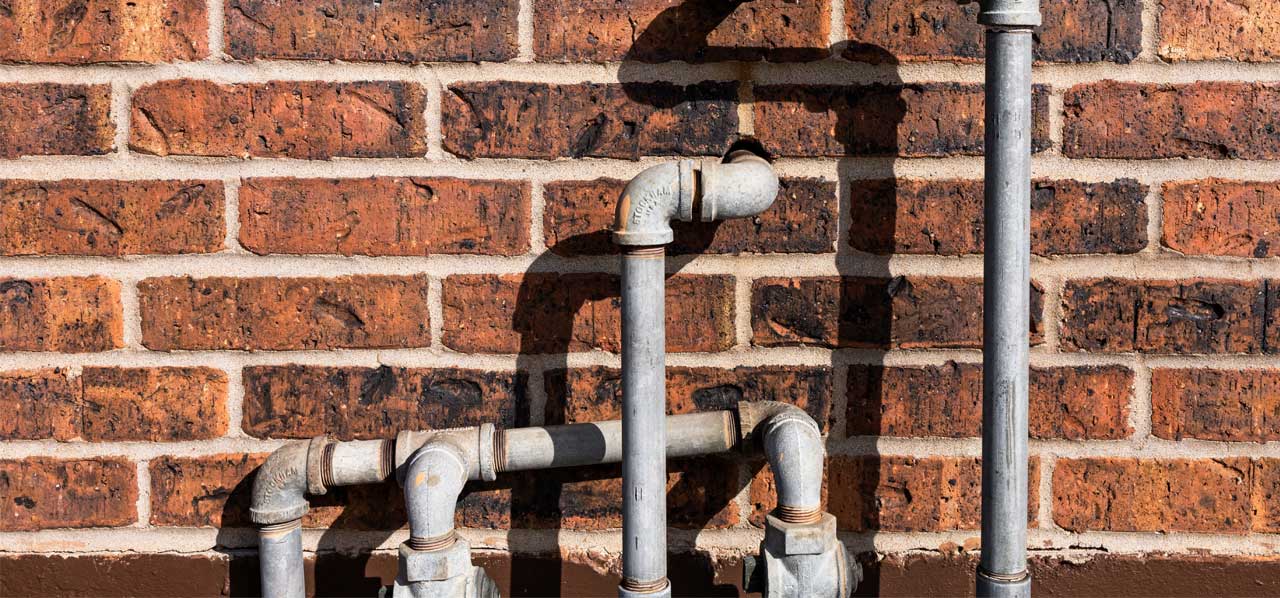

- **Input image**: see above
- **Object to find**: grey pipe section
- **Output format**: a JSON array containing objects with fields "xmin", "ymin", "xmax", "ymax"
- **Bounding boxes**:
[
  {"xmin": 258, "ymin": 520, "xmax": 306, "ymax": 598},
  {"xmin": 500, "ymin": 411, "xmax": 736, "ymax": 472},
  {"xmin": 761, "ymin": 408, "xmax": 824, "ymax": 520},
  {"xmin": 978, "ymin": 0, "xmax": 1039, "ymax": 596},
  {"xmin": 403, "ymin": 441, "xmax": 469, "ymax": 546},
  {"xmin": 251, "ymin": 440, "xmax": 310, "ymax": 598}
]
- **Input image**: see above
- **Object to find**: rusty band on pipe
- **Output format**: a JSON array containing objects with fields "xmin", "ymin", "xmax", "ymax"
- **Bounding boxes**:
[
  {"xmin": 407, "ymin": 531, "xmax": 458, "ymax": 552},
  {"xmin": 319, "ymin": 442, "xmax": 337, "ymax": 489},
  {"xmin": 493, "ymin": 429, "xmax": 509, "ymax": 473},
  {"xmin": 259, "ymin": 519, "xmax": 302, "ymax": 534},
  {"xmin": 776, "ymin": 505, "xmax": 823, "ymax": 525},
  {"xmin": 378, "ymin": 439, "xmax": 395, "ymax": 480},
  {"xmin": 620, "ymin": 577, "xmax": 670, "ymax": 593},
  {"xmin": 624, "ymin": 245, "xmax": 665, "ymax": 258}
]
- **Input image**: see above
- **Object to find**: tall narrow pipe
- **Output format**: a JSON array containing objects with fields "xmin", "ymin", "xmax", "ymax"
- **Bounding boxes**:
[
  {"xmin": 620, "ymin": 245, "xmax": 671, "ymax": 597},
  {"xmin": 978, "ymin": 1, "xmax": 1039, "ymax": 597}
]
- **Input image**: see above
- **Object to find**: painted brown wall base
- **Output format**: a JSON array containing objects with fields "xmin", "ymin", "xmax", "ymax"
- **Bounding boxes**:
[{"xmin": 5, "ymin": 552, "xmax": 1280, "ymax": 598}]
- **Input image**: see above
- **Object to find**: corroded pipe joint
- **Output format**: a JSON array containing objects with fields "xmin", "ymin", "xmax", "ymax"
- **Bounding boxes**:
[
  {"xmin": 763, "ymin": 410, "xmax": 825, "ymax": 517},
  {"xmin": 250, "ymin": 440, "xmax": 312, "ymax": 525},
  {"xmin": 402, "ymin": 441, "xmax": 468, "ymax": 543},
  {"xmin": 698, "ymin": 150, "xmax": 779, "ymax": 221},
  {"xmin": 978, "ymin": 0, "xmax": 1040, "ymax": 27}
]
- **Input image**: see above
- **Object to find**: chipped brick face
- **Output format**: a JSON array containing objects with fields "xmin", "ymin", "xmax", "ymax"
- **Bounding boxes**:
[{"xmin": 3, "ymin": 3, "xmax": 1279, "ymax": 593}]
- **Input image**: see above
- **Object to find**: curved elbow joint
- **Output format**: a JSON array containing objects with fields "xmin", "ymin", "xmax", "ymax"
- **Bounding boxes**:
[
  {"xmin": 403, "ymin": 441, "xmax": 468, "ymax": 544},
  {"xmin": 749, "ymin": 403, "xmax": 824, "ymax": 518},
  {"xmin": 699, "ymin": 150, "xmax": 779, "ymax": 222},
  {"xmin": 251, "ymin": 440, "xmax": 311, "ymax": 525}
]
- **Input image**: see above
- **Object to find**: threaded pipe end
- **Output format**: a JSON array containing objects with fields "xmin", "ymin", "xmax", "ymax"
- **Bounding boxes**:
[
  {"xmin": 493, "ymin": 429, "xmax": 509, "ymax": 473},
  {"xmin": 259, "ymin": 519, "xmax": 302, "ymax": 534},
  {"xmin": 620, "ymin": 577, "xmax": 670, "ymax": 593},
  {"xmin": 624, "ymin": 245, "xmax": 665, "ymax": 257},
  {"xmin": 378, "ymin": 438, "xmax": 395, "ymax": 480},
  {"xmin": 319, "ymin": 442, "xmax": 336, "ymax": 489},
  {"xmin": 407, "ymin": 531, "xmax": 457, "ymax": 552},
  {"xmin": 776, "ymin": 505, "xmax": 823, "ymax": 524}
]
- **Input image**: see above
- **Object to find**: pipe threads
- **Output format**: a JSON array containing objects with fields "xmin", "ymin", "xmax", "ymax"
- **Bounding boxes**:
[
  {"xmin": 259, "ymin": 519, "xmax": 302, "ymax": 534},
  {"xmin": 378, "ymin": 439, "xmax": 395, "ymax": 480},
  {"xmin": 407, "ymin": 531, "xmax": 457, "ymax": 552},
  {"xmin": 319, "ymin": 442, "xmax": 337, "ymax": 489},
  {"xmin": 624, "ymin": 245, "xmax": 665, "ymax": 257},
  {"xmin": 493, "ymin": 430, "xmax": 509, "ymax": 473},
  {"xmin": 776, "ymin": 505, "xmax": 823, "ymax": 525},
  {"xmin": 620, "ymin": 577, "xmax": 670, "ymax": 593}
]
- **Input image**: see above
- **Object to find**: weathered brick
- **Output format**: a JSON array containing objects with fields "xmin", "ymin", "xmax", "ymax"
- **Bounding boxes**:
[
  {"xmin": 0, "ymin": 457, "xmax": 137, "ymax": 531},
  {"xmin": 0, "ymin": 0, "xmax": 208, "ymax": 63},
  {"xmin": 749, "ymin": 455, "xmax": 1039, "ymax": 530},
  {"xmin": 544, "ymin": 177, "xmax": 836, "ymax": 256},
  {"xmin": 1063, "ymin": 81, "xmax": 1280, "ymax": 159},
  {"xmin": 1060, "ymin": 278, "xmax": 1267, "ymax": 354},
  {"xmin": 1163, "ymin": 179, "xmax": 1280, "ymax": 257},
  {"xmin": 544, "ymin": 365, "xmax": 832, "ymax": 431},
  {"xmin": 0, "ymin": 277, "xmax": 123, "ymax": 352},
  {"xmin": 1255, "ymin": 459, "xmax": 1280, "ymax": 533},
  {"xmin": 243, "ymin": 365, "xmax": 524, "ymax": 440},
  {"xmin": 138, "ymin": 275, "xmax": 431, "ymax": 351},
  {"xmin": 1053, "ymin": 458, "xmax": 1256, "ymax": 533},
  {"xmin": 80, "ymin": 367, "xmax": 227, "ymax": 441},
  {"xmin": 1158, "ymin": 0, "xmax": 1280, "ymax": 62},
  {"xmin": 849, "ymin": 178, "xmax": 1148, "ymax": 255},
  {"xmin": 0, "ymin": 83, "xmax": 113, "ymax": 158},
  {"xmin": 847, "ymin": 363, "xmax": 1132, "ymax": 440},
  {"xmin": 751, "ymin": 276, "xmax": 1043, "ymax": 349},
  {"xmin": 239, "ymin": 178, "xmax": 530, "ymax": 256},
  {"xmin": 753, "ymin": 84, "xmax": 1050, "ymax": 157},
  {"xmin": 0, "ymin": 180, "xmax": 224, "ymax": 256},
  {"xmin": 844, "ymin": 0, "xmax": 1141, "ymax": 63},
  {"xmin": 130, "ymin": 80, "xmax": 428, "ymax": 159},
  {"xmin": 442, "ymin": 82, "xmax": 738, "ymax": 159},
  {"xmin": 0, "ymin": 369, "xmax": 79, "ymax": 441},
  {"xmin": 442, "ymin": 274, "xmax": 734, "ymax": 354},
  {"xmin": 149, "ymin": 453, "xmax": 263, "ymax": 528},
  {"xmin": 534, "ymin": 0, "xmax": 829, "ymax": 62},
  {"xmin": 1152, "ymin": 369, "xmax": 1280, "ymax": 442},
  {"xmin": 226, "ymin": 0, "xmax": 517, "ymax": 62}
]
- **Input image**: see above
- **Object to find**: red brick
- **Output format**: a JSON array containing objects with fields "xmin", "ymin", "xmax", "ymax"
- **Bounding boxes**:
[
  {"xmin": 138, "ymin": 275, "xmax": 431, "ymax": 351},
  {"xmin": 544, "ymin": 365, "xmax": 832, "ymax": 431},
  {"xmin": 0, "ymin": 0, "xmax": 207, "ymax": 63},
  {"xmin": 1158, "ymin": 0, "xmax": 1280, "ymax": 62},
  {"xmin": 749, "ymin": 455, "xmax": 1039, "ymax": 531},
  {"xmin": 442, "ymin": 82, "xmax": 738, "ymax": 159},
  {"xmin": 0, "ymin": 369, "xmax": 79, "ymax": 441},
  {"xmin": 1064, "ymin": 81, "xmax": 1280, "ymax": 159},
  {"xmin": 242, "ymin": 365, "xmax": 523, "ymax": 440},
  {"xmin": 1053, "ymin": 458, "xmax": 1256, "ymax": 533},
  {"xmin": 0, "ymin": 83, "xmax": 113, "ymax": 158},
  {"xmin": 844, "ymin": 0, "xmax": 1141, "ymax": 63},
  {"xmin": 0, "ymin": 180, "xmax": 224, "ymax": 256},
  {"xmin": 239, "ymin": 177, "xmax": 529, "ymax": 256},
  {"xmin": 1163, "ymin": 179, "xmax": 1280, "ymax": 257},
  {"xmin": 149, "ymin": 453, "xmax": 263, "ymax": 528},
  {"xmin": 751, "ymin": 276, "xmax": 1044, "ymax": 349},
  {"xmin": 1060, "ymin": 278, "xmax": 1267, "ymax": 354},
  {"xmin": 1151, "ymin": 369, "xmax": 1280, "ymax": 442},
  {"xmin": 130, "ymin": 79, "xmax": 428, "ymax": 159},
  {"xmin": 534, "ymin": 0, "xmax": 829, "ymax": 63},
  {"xmin": 1255, "ymin": 459, "xmax": 1280, "ymax": 533},
  {"xmin": 753, "ymin": 83, "xmax": 1050, "ymax": 157},
  {"xmin": 847, "ymin": 363, "xmax": 1132, "ymax": 440},
  {"xmin": 849, "ymin": 178, "xmax": 1147, "ymax": 255},
  {"xmin": 0, "ymin": 277, "xmax": 123, "ymax": 352},
  {"xmin": 80, "ymin": 367, "xmax": 227, "ymax": 441},
  {"xmin": 442, "ymin": 273, "xmax": 734, "ymax": 354},
  {"xmin": 544, "ymin": 177, "xmax": 836, "ymax": 256},
  {"xmin": 226, "ymin": 0, "xmax": 517, "ymax": 62},
  {"xmin": 0, "ymin": 457, "xmax": 137, "ymax": 531}
]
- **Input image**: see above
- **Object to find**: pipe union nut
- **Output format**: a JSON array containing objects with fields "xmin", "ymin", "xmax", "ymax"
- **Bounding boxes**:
[
  {"xmin": 399, "ymin": 538, "xmax": 473, "ymax": 583},
  {"xmin": 764, "ymin": 512, "xmax": 838, "ymax": 556}
]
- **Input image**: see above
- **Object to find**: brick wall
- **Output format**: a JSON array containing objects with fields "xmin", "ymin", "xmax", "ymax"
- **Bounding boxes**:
[{"xmin": 3, "ymin": 0, "xmax": 1280, "ymax": 596}]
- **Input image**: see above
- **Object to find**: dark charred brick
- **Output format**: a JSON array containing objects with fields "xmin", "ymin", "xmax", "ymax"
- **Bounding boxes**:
[
  {"xmin": 239, "ymin": 177, "xmax": 530, "ymax": 256},
  {"xmin": 1158, "ymin": 0, "xmax": 1280, "ymax": 62},
  {"xmin": 848, "ymin": 178, "xmax": 1148, "ymax": 255},
  {"xmin": 0, "ymin": 457, "xmax": 137, "ymax": 531},
  {"xmin": 843, "ymin": 0, "xmax": 1141, "ymax": 63},
  {"xmin": 0, "ymin": 277, "xmax": 123, "ymax": 352},
  {"xmin": 80, "ymin": 367, "xmax": 227, "ymax": 441},
  {"xmin": 543, "ymin": 177, "xmax": 837, "ymax": 256},
  {"xmin": 242, "ymin": 365, "xmax": 523, "ymax": 440},
  {"xmin": 130, "ymin": 79, "xmax": 429, "ymax": 159},
  {"xmin": 1064, "ymin": 81, "xmax": 1280, "ymax": 159},
  {"xmin": 544, "ymin": 365, "xmax": 832, "ymax": 431},
  {"xmin": 0, "ymin": 0, "xmax": 208, "ymax": 63},
  {"xmin": 534, "ymin": 0, "xmax": 829, "ymax": 63},
  {"xmin": 442, "ymin": 81, "xmax": 738, "ymax": 159},
  {"xmin": 1059, "ymin": 278, "xmax": 1267, "ymax": 354},
  {"xmin": 0, "ymin": 180, "xmax": 223, "ymax": 256},
  {"xmin": 1151, "ymin": 369, "xmax": 1280, "ymax": 442},
  {"xmin": 442, "ymin": 273, "xmax": 735, "ymax": 354},
  {"xmin": 138, "ymin": 275, "xmax": 431, "ymax": 351},
  {"xmin": 846, "ymin": 363, "xmax": 1133, "ymax": 440},
  {"xmin": 0, "ymin": 83, "xmax": 113, "ymax": 158},
  {"xmin": 0, "ymin": 369, "xmax": 80, "ymax": 440},
  {"xmin": 1163, "ymin": 179, "xmax": 1280, "ymax": 257},
  {"xmin": 148, "ymin": 453, "xmax": 263, "ymax": 528},
  {"xmin": 226, "ymin": 0, "xmax": 517, "ymax": 62},
  {"xmin": 751, "ymin": 276, "xmax": 1044, "ymax": 349},
  {"xmin": 753, "ymin": 83, "xmax": 1050, "ymax": 157}
]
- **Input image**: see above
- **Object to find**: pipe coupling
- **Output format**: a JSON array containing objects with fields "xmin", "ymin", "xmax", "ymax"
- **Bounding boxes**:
[{"xmin": 977, "ymin": 0, "xmax": 1041, "ymax": 27}]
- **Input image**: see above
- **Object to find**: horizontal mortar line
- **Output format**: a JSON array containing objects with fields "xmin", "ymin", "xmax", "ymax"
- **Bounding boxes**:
[{"xmin": 0, "ymin": 437, "xmax": 291, "ymax": 460}]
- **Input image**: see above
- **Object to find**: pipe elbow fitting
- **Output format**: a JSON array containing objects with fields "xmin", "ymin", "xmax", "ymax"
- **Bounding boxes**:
[
  {"xmin": 403, "ymin": 441, "xmax": 469, "ymax": 544},
  {"xmin": 251, "ymin": 440, "xmax": 312, "ymax": 525},
  {"xmin": 613, "ymin": 161, "xmax": 694, "ymax": 246},
  {"xmin": 737, "ymin": 401, "xmax": 824, "ymax": 518},
  {"xmin": 699, "ymin": 151, "xmax": 779, "ymax": 222}
]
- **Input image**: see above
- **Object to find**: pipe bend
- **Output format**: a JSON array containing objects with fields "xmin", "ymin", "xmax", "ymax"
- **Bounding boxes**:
[
  {"xmin": 402, "ymin": 441, "xmax": 469, "ymax": 544},
  {"xmin": 738, "ymin": 402, "xmax": 824, "ymax": 517},
  {"xmin": 699, "ymin": 150, "xmax": 779, "ymax": 222},
  {"xmin": 613, "ymin": 161, "xmax": 692, "ymax": 246},
  {"xmin": 251, "ymin": 440, "xmax": 311, "ymax": 525}
]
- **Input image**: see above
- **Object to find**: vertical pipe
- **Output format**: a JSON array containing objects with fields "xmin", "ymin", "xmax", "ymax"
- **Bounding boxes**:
[
  {"xmin": 620, "ymin": 245, "xmax": 671, "ymax": 597},
  {"xmin": 979, "ymin": 0, "xmax": 1038, "ymax": 594},
  {"xmin": 259, "ymin": 520, "xmax": 306, "ymax": 598}
]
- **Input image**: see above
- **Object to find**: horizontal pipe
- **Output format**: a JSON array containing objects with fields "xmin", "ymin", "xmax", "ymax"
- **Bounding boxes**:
[{"xmin": 500, "ymin": 410, "xmax": 736, "ymax": 472}]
